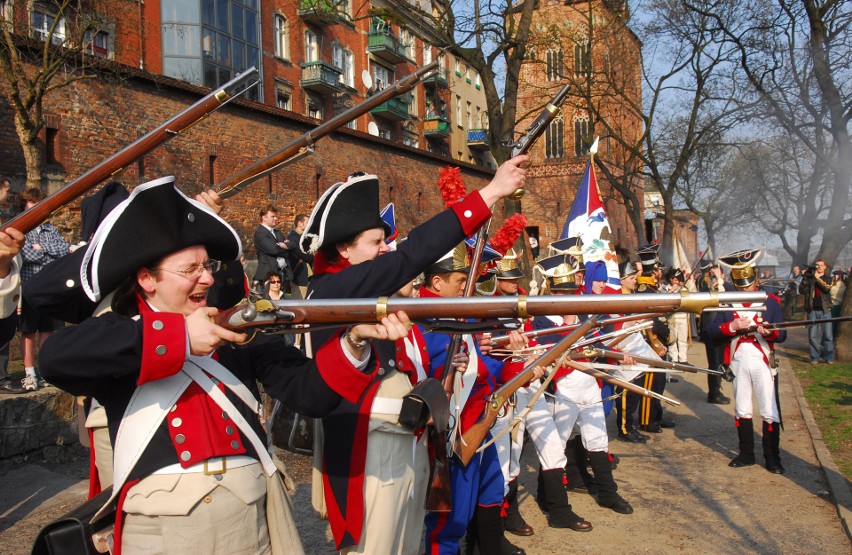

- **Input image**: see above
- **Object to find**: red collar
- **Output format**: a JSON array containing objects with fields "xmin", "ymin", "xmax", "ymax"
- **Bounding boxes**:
[
  {"xmin": 419, "ymin": 287, "xmax": 441, "ymax": 299},
  {"xmin": 312, "ymin": 251, "xmax": 352, "ymax": 276}
]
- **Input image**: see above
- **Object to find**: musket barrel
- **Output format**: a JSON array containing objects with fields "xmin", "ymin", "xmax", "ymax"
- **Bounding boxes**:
[
  {"xmin": 228, "ymin": 291, "xmax": 767, "ymax": 328},
  {"xmin": 4, "ymin": 67, "xmax": 258, "ymax": 234}
]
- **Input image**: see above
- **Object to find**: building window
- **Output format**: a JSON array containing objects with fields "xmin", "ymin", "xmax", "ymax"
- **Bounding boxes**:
[
  {"xmin": 474, "ymin": 73, "xmax": 481, "ymax": 89},
  {"xmin": 423, "ymin": 43, "xmax": 432, "ymax": 64},
  {"xmin": 546, "ymin": 48, "xmax": 564, "ymax": 81},
  {"xmin": 575, "ymin": 41, "xmax": 590, "ymax": 77},
  {"xmin": 455, "ymin": 94, "xmax": 461, "ymax": 127},
  {"xmin": 273, "ymin": 14, "xmax": 288, "ymax": 59},
  {"xmin": 454, "ymin": 58, "xmax": 460, "ymax": 75},
  {"xmin": 198, "ymin": 0, "xmax": 261, "ymax": 100},
  {"xmin": 574, "ymin": 115, "xmax": 590, "ymax": 156},
  {"xmin": 400, "ymin": 28, "xmax": 415, "ymax": 60},
  {"xmin": 32, "ymin": 8, "xmax": 65, "ymax": 45},
  {"xmin": 0, "ymin": 0, "xmax": 12, "ymax": 24},
  {"xmin": 275, "ymin": 79, "xmax": 292, "ymax": 110},
  {"xmin": 545, "ymin": 112, "xmax": 564, "ymax": 158},
  {"xmin": 342, "ymin": 50, "xmax": 354, "ymax": 88},
  {"xmin": 84, "ymin": 29, "xmax": 110, "ymax": 58},
  {"xmin": 305, "ymin": 29, "xmax": 318, "ymax": 62},
  {"xmin": 466, "ymin": 101, "xmax": 472, "ymax": 129},
  {"xmin": 403, "ymin": 126, "xmax": 419, "ymax": 148},
  {"xmin": 307, "ymin": 93, "xmax": 323, "ymax": 119},
  {"xmin": 408, "ymin": 89, "xmax": 417, "ymax": 117},
  {"xmin": 378, "ymin": 126, "xmax": 393, "ymax": 140},
  {"xmin": 372, "ymin": 63, "xmax": 393, "ymax": 91}
]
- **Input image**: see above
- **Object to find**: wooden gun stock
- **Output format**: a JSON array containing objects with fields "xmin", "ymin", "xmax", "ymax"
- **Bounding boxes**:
[
  {"xmin": 4, "ymin": 68, "xmax": 257, "ymax": 234},
  {"xmin": 455, "ymin": 317, "xmax": 598, "ymax": 466},
  {"xmin": 424, "ymin": 427, "xmax": 452, "ymax": 512}
]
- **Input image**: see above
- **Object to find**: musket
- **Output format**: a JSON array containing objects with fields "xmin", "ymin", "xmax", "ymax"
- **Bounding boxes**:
[
  {"xmin": 491, "ymin": 312, "xmax": 663, "ymax": 347},
  {"xmin": 213, "ymin": 60, "xmax": 440, "ymax": 199},
  {"xmin": 573, "ymin": 347, "xmax": 724, "ymax": 375},
  {"xmin": 562, "ymin": 359, "xmax": 681, "ymax": 406},
  {"xmin": 3, "ymin": 68, "xmax": 258, "ymax": 234},
  {"xmin": 456, "ymin": 317, "xmax": 598, "ymax": 465},
  {"xmin": 506, "ymin": 83, "xmax": 571, "ymax": 198},
  {"xmin": 218, "ymin": 291, "xmax": 768, "ymax": 330},
  {"xmin": 736, "ymin": 315, "xmax": 852, "ymax": 336}
]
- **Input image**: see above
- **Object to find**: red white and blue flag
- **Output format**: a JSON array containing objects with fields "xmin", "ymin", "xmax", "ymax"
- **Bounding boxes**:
[{"xmin": 560, "ymin": 149, "xmax": 622, "ymax": 294}]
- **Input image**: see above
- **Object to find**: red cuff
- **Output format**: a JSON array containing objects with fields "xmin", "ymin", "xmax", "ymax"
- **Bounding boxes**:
[
  {"xmin": 721, "ymin": 321, "xmax": 736, "ymax": 337},
  {"xmin": 766, "ymin": 330, "xmax": 780, "ymax": 342},
  {"xmin": 139, "ymin": 312, "xmax": 187, "ymax": 385},
  {"xmin": 500, "ymin": 360, "xmax": 527, "ymax": 385},
  {"xmin": 314, "ymin": 331, "xmax": 375, "ymax": 404},
  {"xmin": 451, "ymin": 191, "xmax": 491, "ymax": 236}
]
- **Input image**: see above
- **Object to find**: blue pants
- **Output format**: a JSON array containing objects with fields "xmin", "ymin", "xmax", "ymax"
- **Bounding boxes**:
[
  {"xmin": 425, "ymin": 438, "xmax": 504, "ymax": 555},
  {"xmin": 807, "ymin": 310, "xmax": 834, "ymax": 362}
]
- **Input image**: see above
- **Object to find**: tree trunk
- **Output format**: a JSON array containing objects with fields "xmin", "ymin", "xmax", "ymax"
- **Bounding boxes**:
[
  {"xmin": 14, "ymin": 113, "xmax": 44, "ymax": 190},
  {"xmin": 835, "ymin": 282, "xmax": 852, "ymax": 362}
]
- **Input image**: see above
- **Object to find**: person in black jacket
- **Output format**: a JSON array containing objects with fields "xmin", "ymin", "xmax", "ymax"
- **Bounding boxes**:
[
  {"xmin": 285, "ymin": 213, "xmax": 313, "ymax": 299},
  {"xmin": 37, "ymin": 177, "xmax": 410, "ymax": 554},
  {"xmin": 252, "ymin": 204, "xmax": 291, "ymax": 287},
  {"xmin": 800, "ymin": 258, "xmax": 835, "ymax": 364}
]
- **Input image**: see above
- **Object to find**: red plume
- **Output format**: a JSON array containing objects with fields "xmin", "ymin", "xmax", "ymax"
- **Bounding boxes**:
[
  {"xmin": 490, "ymin": 214, "xmax": 528, "ymax": 255},
  {"xmin": 437, "ymin": 166, "xmax": 466, "ymax": 208}
]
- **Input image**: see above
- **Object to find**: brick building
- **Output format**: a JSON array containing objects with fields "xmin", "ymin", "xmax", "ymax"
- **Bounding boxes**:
[{"xmin": 512, "ymin": 0, "xmax": 645, "ymax": 255}]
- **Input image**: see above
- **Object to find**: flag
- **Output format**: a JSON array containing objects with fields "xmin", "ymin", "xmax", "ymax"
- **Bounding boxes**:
[
  {"xmin": 560, "ymin": 156, "xmax": 621, "ymax": 294},
  {"xmin": 672, "ymin": 228, "xmax": 690, "ymax": 273}
]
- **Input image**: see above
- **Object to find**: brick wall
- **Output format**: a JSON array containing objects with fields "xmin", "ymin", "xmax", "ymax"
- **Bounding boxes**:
[{"xmin": 0, "ymin": 66, "xmax": 495, "ymax": 256}]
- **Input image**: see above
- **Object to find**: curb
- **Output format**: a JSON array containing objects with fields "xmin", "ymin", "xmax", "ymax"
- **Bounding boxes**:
[{"xmin": 781, "ymin": 353, "xmax": 852, "ymax": 540}]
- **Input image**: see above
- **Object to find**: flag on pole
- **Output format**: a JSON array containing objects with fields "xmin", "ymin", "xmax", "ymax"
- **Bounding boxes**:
[
  {"xmin": 672, "ymin": 228, "xmax": 691, "ymax": 273},
  {"xmin": 559, "ymin": 139, "xmax": 621, "ymax": 294}
]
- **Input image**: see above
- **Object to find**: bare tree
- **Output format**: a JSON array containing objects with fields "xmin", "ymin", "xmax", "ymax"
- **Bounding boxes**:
[{"xmin": 0, "ymin": 0, "xmax": 122, "ymax": 189}]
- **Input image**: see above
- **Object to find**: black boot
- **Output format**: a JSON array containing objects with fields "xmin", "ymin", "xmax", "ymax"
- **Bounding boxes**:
[
  {"xmin": 564, "ymin": 437, "xmax": 597, "ymax": 494},
  {"xmin": 537, "ymin": 468, "xmax": 593, "ymax": 531},
  {"xmin": 588, "ymin": 451, "xmax": 633, "ymax": 514},
  {"xmin": 763, "ymin": 421, "xmax": 785, "ymax": 474},
  {"xmin": 729, "ymin": 418, "xmax": 756, "ymax": 467},
  {"xmin": 474, "ymin": 505, "xmax": 525, "ymax": 555},
  {"xmin": 503, "ymin": 478, "xmax": 534, "ymax": 536}
]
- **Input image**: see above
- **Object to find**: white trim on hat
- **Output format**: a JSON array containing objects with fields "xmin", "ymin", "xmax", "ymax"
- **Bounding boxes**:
[{"xmin": 81, "ymin": 176, "xmax": 242, "ymax": 302}]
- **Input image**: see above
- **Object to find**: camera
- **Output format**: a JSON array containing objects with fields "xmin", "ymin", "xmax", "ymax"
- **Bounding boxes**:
[{"xmin": 802, "ymin": 265, "xmax": 817, "ymax": 278}]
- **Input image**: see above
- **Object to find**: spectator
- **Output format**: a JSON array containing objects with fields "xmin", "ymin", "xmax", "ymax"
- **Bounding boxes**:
[
  {"xmin": 252, "ymin": 204, "xmax": 291, "ymax": 288},
  {"xmin": 801, "ymin": 259, "xmax": 834, "ymax": 364},
  {"xmin": 0, "ymin": 177, "xmax": 25, "ymax": 394},
  {"xmin": 286, "ymin": 213, "xmax": 313, "ymax": 299},
  {"xmin": 830, "ymin": 270, "xmax": 846, "ymax": 335},
  {"xmin": 19, "ymin": 187, "xmax": 69, "ymax": 390},
  {"xmin": 264, "ymin": 271, "xmax": 285, "ymax": 301}
]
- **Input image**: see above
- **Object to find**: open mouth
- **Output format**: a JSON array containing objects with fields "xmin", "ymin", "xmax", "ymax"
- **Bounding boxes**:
[{"xmin": 189, "ymin": 292, "xmax": 207, "ymax": 304}]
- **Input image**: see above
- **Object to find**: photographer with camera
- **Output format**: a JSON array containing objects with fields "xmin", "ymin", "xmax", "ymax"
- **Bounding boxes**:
[{"xmin": 801, "ymin": 259, "xmax": 834, "ymax": 364}]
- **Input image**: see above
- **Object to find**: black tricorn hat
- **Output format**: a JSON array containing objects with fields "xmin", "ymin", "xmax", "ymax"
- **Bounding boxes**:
[
  {"xmin": 80, "ymin": 181, "xmax": 129, "ymax": 242},
  {"xmin": 718, "ymin": 249, "xmax": 761, "ymax": 288},
  {"xmin": 81, "ymin": 176, "xmax": 242, "ymax": 301},
  {"xmin": 300, "ymin": 173, "xmax": 393, "ymax": 254}
]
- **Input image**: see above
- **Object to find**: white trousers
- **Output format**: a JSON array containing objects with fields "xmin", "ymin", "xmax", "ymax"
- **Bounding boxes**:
[
  {"xmin": 668, "ymin": 314, "xmax": 690, "ymax": 363},
  {"xmin": 550, "ymin": 372, "xmax": 609, "ymax": 452},
  {"xmin": 732, "ymin": 344, "xmax": 779, "ymax": 423}
]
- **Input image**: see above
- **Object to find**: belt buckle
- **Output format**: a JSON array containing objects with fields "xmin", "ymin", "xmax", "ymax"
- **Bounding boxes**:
[{"xmin": 204, "ymin": 457, "xmax": 227, "ymax": 475}]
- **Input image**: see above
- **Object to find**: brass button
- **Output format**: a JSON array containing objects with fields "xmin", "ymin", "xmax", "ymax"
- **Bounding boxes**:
[
  {"xmin": 230, "ymin": 440, "xmax": 240, "ymax": 449},
  {"xmin": 226, "ymin": 278, "xmax": 234, "ymax": 286},
  {"xmin": 171, "ymin": 417, "xmax": 182, "ymax": 428},
  {"xmin": 203, "ymin": 495, "xmax": 212, "ymax": 503},
  {"xmin": 180, "ymin": 450, "xmax": 191, "ymax": 462},
  {"xmin": 152, "ymin": 320, "xmax": 164, "ymax": 331},
  {"xmin": 175, "ymin": 434, "xmax": 186, "ymax": 444},
  {"xmin": 225, "ymin": 426, "xmax": 234, "ymax": 435},
  {"xmin": 155, "ymin": 345, "xmax": 167, "ymax": 356}
]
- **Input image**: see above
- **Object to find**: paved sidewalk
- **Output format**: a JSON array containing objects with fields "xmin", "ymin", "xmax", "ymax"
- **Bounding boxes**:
[{"xmin": 1, "ymin": 335, "xmax": 849, "ymax": 554}]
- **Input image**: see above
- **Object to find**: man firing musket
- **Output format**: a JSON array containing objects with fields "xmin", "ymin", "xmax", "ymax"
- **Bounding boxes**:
[{"xmin": 710, "ymin": 249, "xmax": 787, "ymax": 474}]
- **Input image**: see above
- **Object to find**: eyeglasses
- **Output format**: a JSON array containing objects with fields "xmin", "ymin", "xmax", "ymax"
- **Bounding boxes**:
[
  {"xmin": 269, "ymin": 280, "xmax": 281, "ymax": 284},
  {"xmin": 156, "ymin": 259, "xmax": 222, "ymax": 278}
]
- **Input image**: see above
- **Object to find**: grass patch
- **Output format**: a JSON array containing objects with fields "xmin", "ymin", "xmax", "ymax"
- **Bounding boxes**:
[{"xmin": 787, "ymin": 356, "xmax": 852, "ymax": 480}]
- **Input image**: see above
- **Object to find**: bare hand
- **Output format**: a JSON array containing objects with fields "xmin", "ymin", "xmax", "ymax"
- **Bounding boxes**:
[
  {"xmin": 187, "ymin": 307, "xmax": 247, "ymax": 355},
  {"xmin": 530, "ymin": 365, "xmax": 545, "ymax": 380},
  {"xmin": 195, "ymin": 190, "xmax": 224, "ymax": 215},
  {"xmin": 33, "ymin": 243, "xmax": 42, "ymax": 251},
  {"xmin": 451, "ymin": 351, "xmax": 469, "ymax": 371},
  {"xmin": 756, "ymin": 325, "xmax": 771, "ymax": 336},
  {"xmin": 730, "ymin": 317, "xmax": 753, "ymax": 332},
  {"xmin": 505, "ymin": 330, "xmax": 527, "ymax": 351},
  {"xmin": 350, "ymin": 311, "xmax": 412, "ymax": 343},
  {"xmin": 0, "ymin": 227, "xmax": 24, "ymax": 278},
  {"xmin": 620, "ymin": 355, "xmax": 636, "ymax": 366},
  {"xmin": 478, "ymin": 332, "xmax": 493, "ymax": 356},
  {"xmin": 277, "ymin": 242, "xmax": 289, "ymax": 250},
  {"xmin": 479, "ymin": 155, "xmax": 530, "ymax": 208}
]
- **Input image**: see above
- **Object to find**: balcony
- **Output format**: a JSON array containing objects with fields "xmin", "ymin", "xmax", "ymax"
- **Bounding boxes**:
[
  {"xmin": 300, "ymin": 61, "xmax": 343, "ymax": 94},
  {"xmin": 468, "ymin": 128, "xmax": 490, "ymax": 150},
  {"xmin": 367, "ymin": 31, "xmax": 411, "ymax": 65},
  {"xmin": 421, "ymin": 68, "xmax": 449, "ymax": 89},
  {"xmin": 424, "ymin": 116, "xmax": 451, "ymax": 139},
  {"xmin": 299, "ymin": 0, "xmax": 348, "ymax": 25},
  {"xmin": 371, "ymin": 97, "xmax": 410, "ymax": 121}
]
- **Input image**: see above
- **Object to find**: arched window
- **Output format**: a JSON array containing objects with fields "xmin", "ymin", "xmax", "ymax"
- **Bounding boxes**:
[{"xmin": 274, "ymin": 14, "xmax": 288, "ymax": 59}]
